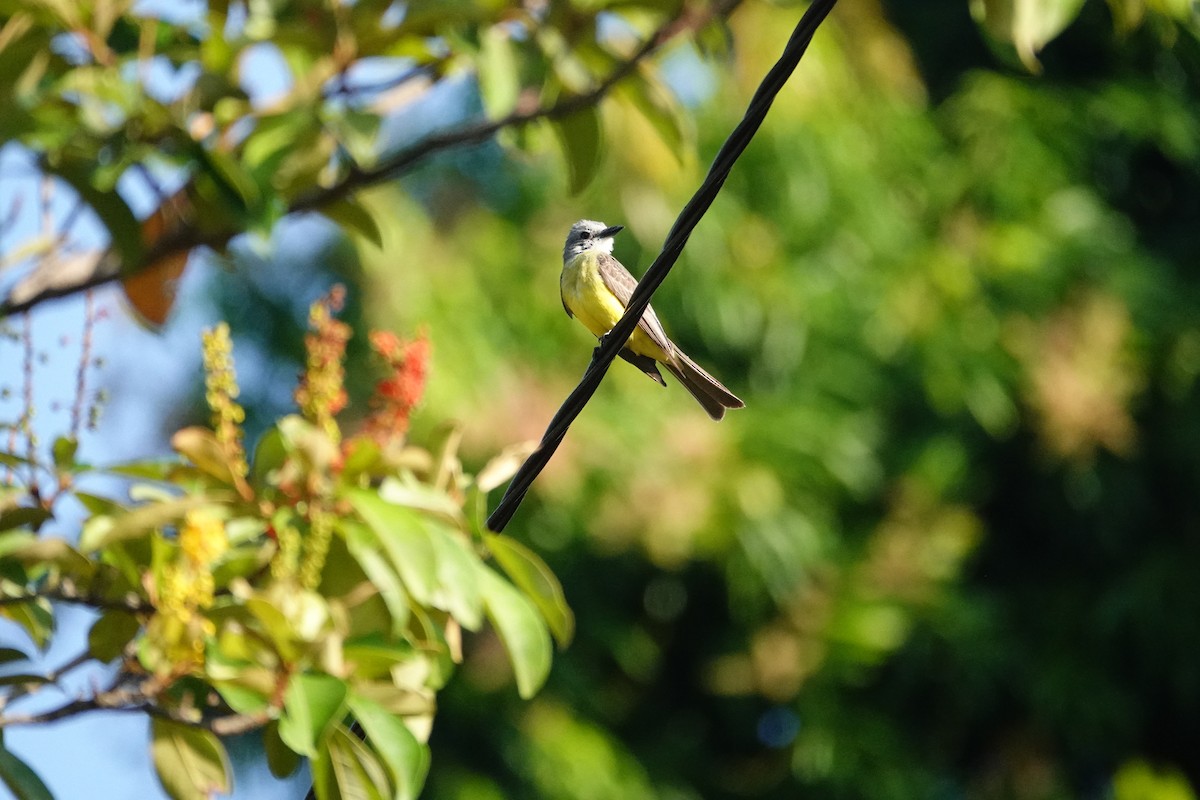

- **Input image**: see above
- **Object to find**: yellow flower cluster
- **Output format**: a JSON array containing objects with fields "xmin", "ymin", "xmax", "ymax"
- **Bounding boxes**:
[
  {"xmin": 298, "ymin": 507, "xmax": 334, "ymax": 591},
  {"xmin": 294, "ymin": 287, "xmax": 350, "ymax": 442},
  {"xmin": 180, "ymin": 508, "xmax": 229, "ymax": 567},
  {"xmin": 201, "ymin": 323, "xmax": 248, "ymax": 480},
  {"xmin": 145, "ymin": 510, "xmax": 229, "ymax": 673}
]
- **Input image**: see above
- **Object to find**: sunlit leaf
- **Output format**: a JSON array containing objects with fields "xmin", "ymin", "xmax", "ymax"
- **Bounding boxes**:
[
  {"xmin": 150, "ymin": 718, "xmax": 232, "ymax": 800},
  {"xmin": 79, "ymin": 494, "xmax": 223, "ymax": 552},
  {"xmin": 311, "ymin": 725, "xmax": 391, "ymax": 800},
  {"xmin": 279, "ymin": 673, "xmax": 348, "ymax": 758},
  {"xmin": 377, "ymin": 477, "xmax": 463, "ymax": 521},
  {"xmin": 970, "ymin": 0, "xmax": 1087, "ymax": 70},
  {"xmin": 478, "ymin": 27, "xmax": 519, "ymax": 118},
  {"xmin": 480, "ymin": 567, "xmax": 552, "ymax": 699},
  {"xmin": 617, "ymin": 67, "xmax": 690, "ymax": 163},
  {"xmin": 343, "ymin": 522, "xmax": 411, "ymax": 635},
  {"xmin": 3, "ymin": 538, "xmax": 93, "ymax": 579},
  {"xmin": 0, "ymin": 531, "xmax": 38, "ymax": 558},
  {"xmin": 170, "ymin": 427, "xmax": 239, "ymax": 486},
  {"xmin": 485, "ymin": 533, "xmax": 574, "ymax": 647},
  {"xmin": 0, "ymin": 598, "xmax": 53, "ymax": 649},
  {"xmin": 347, "ymin": 490, "xmax": 438, "ymax": 606},
  {"xmin": 428, "ymin": 524, "xmax": 484, "ymax": 630},
  {"xmin": 551, "ymin": 106, "xmax": 603, "ymax": 194},
  {"xmin": 348, "ymin": 695, "xmax": 430, "ymax": 800},
  {"xmin": 474, "ymin": 441, "xmax": 537, "ymax": 494}
]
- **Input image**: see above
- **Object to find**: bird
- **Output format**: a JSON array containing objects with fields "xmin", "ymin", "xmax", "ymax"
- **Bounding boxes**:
[{"xmin": 559, "ymin": 219, "xmax": 744, "ymax": 421}]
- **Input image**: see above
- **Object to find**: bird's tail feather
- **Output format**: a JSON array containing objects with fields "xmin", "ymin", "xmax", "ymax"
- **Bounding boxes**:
[{"xmin": 664, "ymin": 350, "xmax": 744, "ymax": 421}]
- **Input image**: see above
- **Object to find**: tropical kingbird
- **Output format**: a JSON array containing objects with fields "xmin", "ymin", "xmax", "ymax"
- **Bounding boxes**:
[{"xmin": 560, "ymin": 220, "xmax": 745, "ymax": 421}]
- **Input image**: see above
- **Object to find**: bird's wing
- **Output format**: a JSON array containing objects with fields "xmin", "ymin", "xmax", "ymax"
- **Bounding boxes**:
[
  {"xmin": 561, "ymin": 294, "xmax": 573, "ymax": 318},
  {"xmin": 596, "ymin": 253, "xmax": 674, "ymax": 355}
]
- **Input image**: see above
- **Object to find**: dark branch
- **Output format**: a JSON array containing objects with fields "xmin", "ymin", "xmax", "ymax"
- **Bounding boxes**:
[
  {"xmin": 486, "ymin": 0, "xmax": 840, "ymax": 531},
  {"xmin": 0, "ymin": 675, "xmax": 272, "ymax": 734},
  {"xmin": 1, "ymin": 1, "xmax": 740, "ymax": 319},
  {"xmin": 0, "ymin": 585, "xmax": 154, "ymax": 614}
]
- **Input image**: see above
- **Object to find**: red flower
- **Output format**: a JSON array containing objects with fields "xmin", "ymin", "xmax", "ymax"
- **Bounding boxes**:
[{"xmin": 360, "ymin": 330, "xmax": 430, "ymax": 446}]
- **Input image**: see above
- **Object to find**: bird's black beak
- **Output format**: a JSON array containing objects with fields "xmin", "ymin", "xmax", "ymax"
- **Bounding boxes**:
[{"xmin": 599, "ymin": 225, "xmax": 624, "ymax": 238}]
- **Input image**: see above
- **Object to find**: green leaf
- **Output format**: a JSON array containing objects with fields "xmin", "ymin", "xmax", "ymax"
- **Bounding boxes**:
[
  {"xmin": 0, "ymin": 507, "xmax": 51, "ymax": 534},
  {"xmin": 480, "ymin": 566, "xmax": 552, "ymax": 699},
  {"xmin": 0, "ymin": 452, "xmax": 34, "ymax": 469},
  {"xmin": 343, "ymin": 522, "xmax": 410, "ymax": 635},
  {"xmin": 250, "ymin": 426, "xmax": 287, "ymax": 487},
  {"xmin": 970, "ymin": 0, "xmax": 1087, "ymax": 71},
  {"xmin": 3, "ymin": 538, "xmax": 94, "ymax": 579},
  {"xmin": 0, "ymin": 647, "xmax": 30, "ymax": 665},
  {"xmin": 348, "ymin": 695, "xmax": 430, "ymax": 800},
  {"xmin": 279, "ymin": 673, "xmax": 348, "ymax": 758},
  {"xmin": 150, "ymin": 718, "xmax": 232, "ymax": 800},
  {"xmin": 0, "ymin": 598, "xmax": 53, "ymax": 649},
  {"xmin": 322, "ymin": 198, "xmax": 384, "ymax": 249},
  {"xmin": 88, "ymin": 610, "xmax": 141, "ymax": 661},
  {"xmin": 377, "ymin": 477, "xmax": 464, "ymax": 521},
  {"xmin": 428, "ymin": 524, "xmax": 484, "ymax": 630},
  {"xmin": 0, "ymin": 674, "xmax": 49, "ymax": 687},
  {"xmin": 485, "ymin": 533, "xmax": 574, "ymax": 647},
  {"xmin": 195, "ymin": 144, "xmax": 261, "ymax": 215},
  {"xmin": 330, "ymin": 109, "xmax": 381, "ymax": 167},
  {"xmin": 50, "ymin": 436, "xmax": 78, "ymax": 471},
  {"xmin": 263, "ymin": 720, "xmax": 302, "ymax": 779},
  {"xmin": 170, "ymin": 427, "xmax": 240, "ymax": 486},
  {"xmin": 342, "ymin": 636, "xmax": 415, "ymax": 680},
  {"xmin": 42, "ymin": 156, "xmax": 144, "ymax": 267},
  {"xmin": 0, "ymin": 531, "xmax": 38, "ymax": 557},
  {"xmin": 311, "ymin": 725, "xmax": 391, "ymax": 800},
  {"xmin": 550, "ymin": 106, "xmax": 602, "ymax": 195},
  {"xmin": 103, "ymin": 460, "xmax": 178, "ymax": 481},
  {"xmin": 0, "ymin": 741, "xmax": 53, "ymax": 800},
  {"xmin": 478, "ymin": 27, "xmax": 519, "ymax": 118},
  {"xmin": 618, "ymin": 67, "xmax": 690, "ymax": 163},
  {"xmin": 347, "ymin": 490, "xmax": 438, "ymax": 606},
  {"xmin": 79, "ymin": 493, "xmax": 223, "ymax": 552}
]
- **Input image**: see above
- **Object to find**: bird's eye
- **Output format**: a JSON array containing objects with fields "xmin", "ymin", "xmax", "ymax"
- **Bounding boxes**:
[{"xmin": 579, "ymin": 231, "xmax": 592, "ymax": 239}]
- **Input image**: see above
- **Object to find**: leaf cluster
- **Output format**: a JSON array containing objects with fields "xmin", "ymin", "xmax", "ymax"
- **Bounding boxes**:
[{"xmin": 0, "ymin": 305, "xmax": 571, "ymax": 800}]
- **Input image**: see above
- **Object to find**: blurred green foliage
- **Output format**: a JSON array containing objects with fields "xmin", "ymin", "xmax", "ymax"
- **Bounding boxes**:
[
  {"xmin": 330, "ymin": 2, "xmax": 1200, "ymax": 799},
  {"xmin": 4, "ymin": 0, "xmax": 1200, "ymax": 797}
]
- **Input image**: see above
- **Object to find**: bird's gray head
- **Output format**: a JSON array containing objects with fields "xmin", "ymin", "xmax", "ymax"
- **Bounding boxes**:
[{"xmin": 563, "ymin": 219, "xmax": 624, "ymax": 261}]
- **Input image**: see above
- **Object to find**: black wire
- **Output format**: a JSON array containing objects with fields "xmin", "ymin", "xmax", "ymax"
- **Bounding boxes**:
[{"xmin": 486, "ymin": 0, "xmax": 839, "ymax": 532}]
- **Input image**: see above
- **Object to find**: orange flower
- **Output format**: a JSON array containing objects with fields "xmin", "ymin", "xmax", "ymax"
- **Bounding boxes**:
[
  {"xmin": 360, "ymin": 330, "xmax": 430, "ymax": 446},
  {"xmin": 295, "ymin": 286, "xmax": 351, "ymax": 440}
]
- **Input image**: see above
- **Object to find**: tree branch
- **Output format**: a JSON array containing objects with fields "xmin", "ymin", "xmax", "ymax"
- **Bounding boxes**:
[
  {"xmin": 486, "ymin": 0, "xmax": 840, "ymax": 531},
  {"xmin": 0, "ymin": 674, "xmax": 273, "ymax": 735},
  {"xmin": 0, "ymin": 585, "xmax": 154, "ymax": 615},
  {"xmin": 0, "ymin": 0, "xmax": 741, "ymax": 319}
]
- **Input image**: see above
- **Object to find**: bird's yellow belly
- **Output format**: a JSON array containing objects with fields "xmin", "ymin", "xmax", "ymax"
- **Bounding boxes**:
[{"xmin": 561, "ymin": 254, "xmax": 667, "ymax": 361}]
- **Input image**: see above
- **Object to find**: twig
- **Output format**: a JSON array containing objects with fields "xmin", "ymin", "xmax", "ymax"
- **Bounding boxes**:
[
  {"xmin": 486, "ymin": 0, "xmax": 839, "ymax": 531},
  {"xmin": 0, "ymin": 676, "xmax": 273, "ymax": 734},
  {"xmin": 0, "ymin": 648, "xmax": 95, "ymax": 710},
  {"xmin": 0, "ymin": 585, "xmax": 154, "ymax": 615},
  {"xmin": 70, "ymin": 291, "xmax": 96, "ymax": 439},
  {"xmin": 0, "ymin": 0, "xmax": 739, "ymax": 319}
]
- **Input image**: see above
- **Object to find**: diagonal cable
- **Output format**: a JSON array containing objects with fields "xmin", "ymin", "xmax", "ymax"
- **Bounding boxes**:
[{"xmin": 486, "ymin": 0, "xmax": 838, "ymax": 532}]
